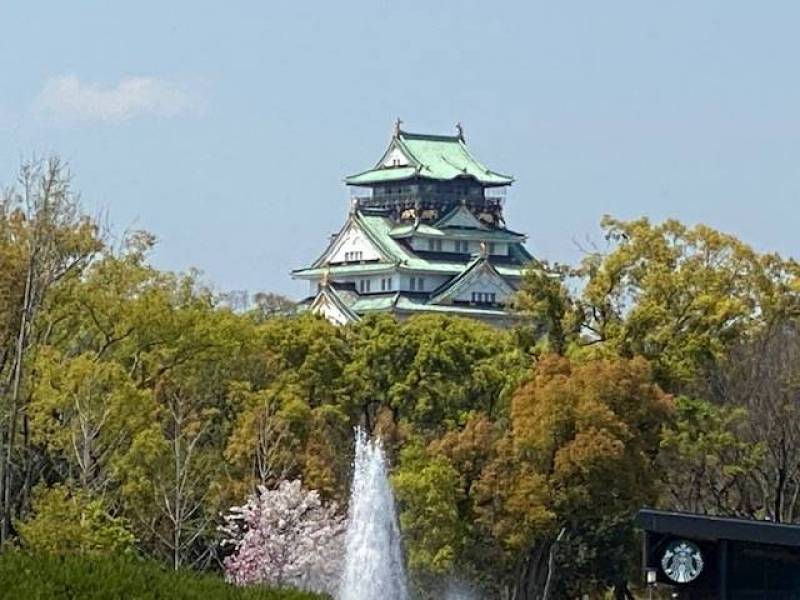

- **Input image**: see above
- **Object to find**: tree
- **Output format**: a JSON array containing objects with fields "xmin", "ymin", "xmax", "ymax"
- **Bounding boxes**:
[
  {"xmin": 250, "ymin": 292, "xmax": 296, "ymax": 321},
  {"xmin": 516, "ymin": 217, "xmax": 800, "ymax": 390},
  {"xmin": 224, "ymin": 315, "xmax": 353, "ymax": 502},
  {"xmin": 137, "ymin": 379, "xmax": 223, "ymax": 570},
  {"xmin": 512, "ymin": 260, "xmax": 578, "ymax": 356},
  {"xmin": 394, "ymin": 413, "xmax": 507, "ymax": 597},
  {"xmin": 393, "ymin": 441, "xmax": 465, "ymax": 574},
  {"xmin": 16, "ymin": 483, "xmax": 135, "ymax": 556},
  {"xmin": 0, "ymin": 158, "xmax": 101, "ymax": 541},
  {"xmin": 220, "ymin": 479, "xmax": 345, "ymax": 595},
  {"xmin": 704, "ymin": 322, "xmax": 800, "ymax": 522},
  {"xmin": 29, "ymin": 349, "xmax": 158, "ymax": 495},
  {"xmin": 474, "ymin": 355, "xmax": 672, "ymax": 598},
  {"xmin": 344, "ymin": 314, "xmax": 527, "ymax": 433},
  {"xmin": 659, "ymin": 396, "xmax": 760, "ymax": 517}
]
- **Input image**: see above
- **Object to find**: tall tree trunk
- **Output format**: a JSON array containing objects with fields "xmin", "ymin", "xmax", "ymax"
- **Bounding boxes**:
[
  {"xmin": 541, "ymin": 528, "xmax": 565, "ymax": 600},
  {"xmin": 1, "ymin": 255, "xmax": 35, "ymax": 543},
  {"xmin": 511, "ymin": 540, "xmax": 552, "ymax": 600}
]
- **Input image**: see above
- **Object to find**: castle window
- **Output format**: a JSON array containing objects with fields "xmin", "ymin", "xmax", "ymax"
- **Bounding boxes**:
[
  {"xmin": 471, "ymin": 292, "xmax": 496, "ymax": 304},
  {"xmin": 344, "ymin": 251, "xmax": 363, "ymax": 262},
  {"xmin": 455, "ymin": 240, "xmax": 469, "ymax": 253},
  {"xmin": 381, "ymin": 277, "xmax": 393, "ymax": 291},
  {"xmin": 427, "ymin": 239, "xmax": 442, "ymax": 252},
  {"xmin": 359, "ymin": 279, "xmax": 371, "ymax": 293},
  {"xmin": 487, "ymin": 242, "xmax": 496, "ymax": 254},
  {"xmin": 410, "ymin": 277, "xmax": 416, "ymax": 291}
]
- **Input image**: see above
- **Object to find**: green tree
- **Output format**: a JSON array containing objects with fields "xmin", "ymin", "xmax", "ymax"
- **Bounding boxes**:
[
  {"xmin": 29, "ymin": 349, "xmax": 159, "ymax": 495},
  {"xmin": 17, "ymin": 484, "xmax": 135, "ymax": 556},
  {"xmin": 516, "ymin": 217, "xmax": 800, "ymax": 390},
  {"xmin": 0, "ymin": 158, "xmax": 101, "ymax": 541},
  {"xmin": 659, "ymin": 396, "xmax": 760, "ymax": 517},
  {"xmin": 344, "ymin": 314, "xmax": 527, "ymax": 433},
  {"xmin": 476, "ymin": 355, "xmax": 672, "ymax": 598}
]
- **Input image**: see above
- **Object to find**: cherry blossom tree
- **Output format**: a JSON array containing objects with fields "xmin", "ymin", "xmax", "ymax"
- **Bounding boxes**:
[{"xmin": 220, "ymin": 479, "xmax": 346, "ymax": 595}]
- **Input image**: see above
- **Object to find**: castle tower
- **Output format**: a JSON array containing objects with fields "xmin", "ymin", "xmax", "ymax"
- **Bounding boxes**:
[{"xmin": 292, "ymin": 122, "xmax": 533, "ymax": 325}]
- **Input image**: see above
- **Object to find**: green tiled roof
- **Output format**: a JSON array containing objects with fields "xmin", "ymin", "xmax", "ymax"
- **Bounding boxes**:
[
  {"xmin": 294, "ymin": 260, "xmax": 527, "ymax": 279},
  {"xmin": 394, "ymin": 295, "xmax": 510, "ymax": 318},
  {"xmin": 293, "ymin": 209, "xmax": 531, "ymax": 281},
  {"xmin": 388, "ymin": 223, "xmax": 439, "ymax": 238},
  {"xmin": 429, "ymin": 256, "xmax": 516, "ymax": 305},
  {"xmin": 316, "ymin": 286, "xmax": 360, "ymax": 322},
  {"xmin": 345, "ymin": 131, "xmax": 513, "ymax": 186},
  {"xmin": 347, "ymin": 166, "xmax": 417, "ymax": 184},
  {"xmin": 350, "ymin": 294, "xmax": 399, "ymax": 313},
  {"xmin": 293, "ymin": 263, "xmax": 395, "ymax": 278},
  {"xmin": 356, "ymin": 211, "xmax": 529, "ymax": 275},
  {"xmin": 389, "ymin": 224, "xmax": 526, "ymax": 243}
]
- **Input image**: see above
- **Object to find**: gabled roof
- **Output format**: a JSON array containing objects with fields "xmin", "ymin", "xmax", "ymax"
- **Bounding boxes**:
[
  {"xmin": 309, "ymin": 285, "xmax": 360, "ymax": 324},
  {"xmin": 345, "ymin": 129, "xmax": 513, "ymax": 187},
  {"xmin": 434, "ymin": 204, "xmax": 488, "ymax": 230},
  {"xmin": 429, "ymin": 255, "xmax": 517, "ymax": 305},
  {"xmin": 308, "ymin": 210, "xmax": 399, "ymax": 269}
]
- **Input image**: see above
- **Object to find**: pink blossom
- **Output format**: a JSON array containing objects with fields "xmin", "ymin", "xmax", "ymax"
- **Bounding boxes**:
[{"xmin": 221, "ymin": 479, "xmax": 346, "ymax": 595}]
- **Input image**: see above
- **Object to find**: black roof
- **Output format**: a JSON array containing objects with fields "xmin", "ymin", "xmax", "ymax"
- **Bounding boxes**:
[{"xmin": 637, "ymin": 508, "xmax": 800, "ymax": 548}]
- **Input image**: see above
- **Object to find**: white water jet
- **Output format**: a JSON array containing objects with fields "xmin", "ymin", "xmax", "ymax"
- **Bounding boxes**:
[{"xmin": 337, "ymin": 429, "xmax": 409, "ymax": 600}]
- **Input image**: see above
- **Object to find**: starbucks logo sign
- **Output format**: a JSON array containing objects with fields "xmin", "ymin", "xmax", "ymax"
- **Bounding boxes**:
[{"xmin": 661, "ymin": 540, "xmax": 704, "ymax": 584}]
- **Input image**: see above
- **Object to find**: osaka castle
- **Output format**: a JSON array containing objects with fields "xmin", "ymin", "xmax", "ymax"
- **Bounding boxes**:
[{"xmin": 293, "ymin": 121, "xmax": 534, "ymax": 325}]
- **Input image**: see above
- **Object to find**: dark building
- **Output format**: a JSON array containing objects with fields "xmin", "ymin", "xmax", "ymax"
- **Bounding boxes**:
[{"xmin": 637, "ymin": 509, "xmax": 800, "ymax": 599}]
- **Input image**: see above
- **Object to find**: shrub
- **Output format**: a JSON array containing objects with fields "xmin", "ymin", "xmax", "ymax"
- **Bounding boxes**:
[
  {"xmin": 16, "ymin": 484, "xmax": 135, "ymax": 556},
  {"xmin": 0, "ymin": 552, "xmax": 326, "ymax": 599}
]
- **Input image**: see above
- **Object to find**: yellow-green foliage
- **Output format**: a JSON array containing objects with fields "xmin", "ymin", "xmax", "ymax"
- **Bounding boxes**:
[{"xmin": 17, "ymin": 484, "xmax": 135, "ymax": 556}]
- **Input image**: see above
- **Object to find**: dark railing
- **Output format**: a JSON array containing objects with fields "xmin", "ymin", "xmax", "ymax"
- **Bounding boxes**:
[{"xmin": 353, "ymin": 194, "xmax": 504, "ymax": 210}]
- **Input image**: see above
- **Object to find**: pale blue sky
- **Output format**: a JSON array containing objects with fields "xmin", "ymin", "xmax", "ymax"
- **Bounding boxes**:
[{"xmin": 2, "ymin": 2, "xmax": 799, "ymax": 298}]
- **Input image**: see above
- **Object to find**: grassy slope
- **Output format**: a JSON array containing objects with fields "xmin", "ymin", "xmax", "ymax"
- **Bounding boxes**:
[{"xmin": 0, "ymin": 552, "xmax": 326, "ymax": 600}]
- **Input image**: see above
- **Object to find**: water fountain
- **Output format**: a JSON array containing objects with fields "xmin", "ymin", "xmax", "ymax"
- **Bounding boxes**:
[{"xmin": 337, "ymin": 429, "xmax": 409, "ymax": 600}]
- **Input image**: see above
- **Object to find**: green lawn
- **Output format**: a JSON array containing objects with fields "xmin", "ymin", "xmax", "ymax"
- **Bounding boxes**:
[{"xmin": 0, "ymin": 552, "xmax": 326, "ymax": 600}]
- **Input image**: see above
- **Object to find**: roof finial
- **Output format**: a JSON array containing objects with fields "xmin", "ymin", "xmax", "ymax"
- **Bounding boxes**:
[
  {"xmin": 456, "ymin": 121, "xmax": 464, "ymax": 140},
  {"xmin": 394, "ymin": 117, "xmax": 403, "ymax": 137},
  {"xmin": 479, "ymin": 241, "xmax": 488, "ymax": 257},
  {"xmin": 321, "ymin": 266, "xmax": 331, "ymax": 287}
]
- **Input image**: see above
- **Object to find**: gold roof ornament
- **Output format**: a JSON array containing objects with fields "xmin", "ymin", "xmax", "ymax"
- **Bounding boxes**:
[
  {"xmin": 456, "ymin": 121, "xmax": 464, "ymax": 140},
  {"xmin": 321, "ymin": 266, "xmax": 331, "ymax": 287},
  {"xmin": 393, "ymin": 117, "xmax": 403, "ymax": 137},
  {"xmin": 480, "ymin": 241, "xmax": 488, "ymax": 257}
]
